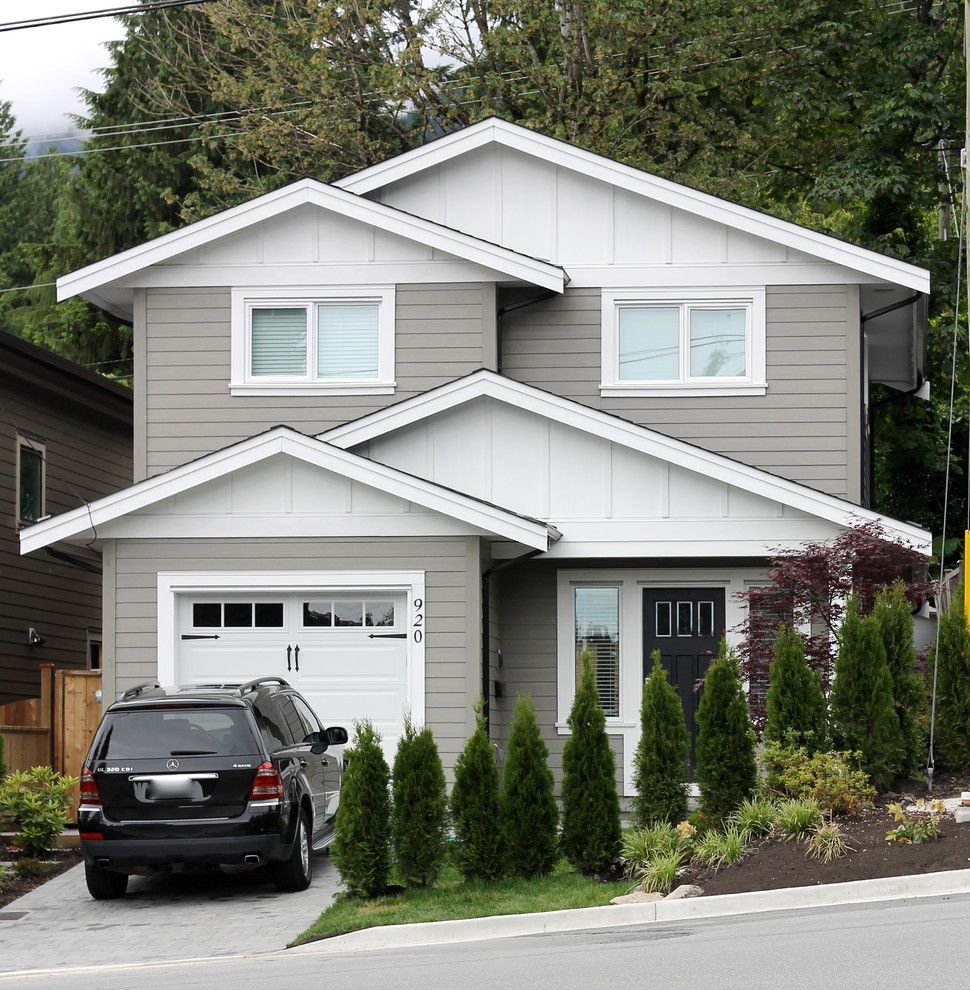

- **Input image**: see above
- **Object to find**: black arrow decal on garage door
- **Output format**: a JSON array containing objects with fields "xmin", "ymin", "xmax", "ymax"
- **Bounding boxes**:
[
  {"xmin": 367, "ymin": 633, "xmax": 407, "ymax": 639},
  {"xmin": 181, "ymin": 634, "xmax": 221, "ymax": 640}
]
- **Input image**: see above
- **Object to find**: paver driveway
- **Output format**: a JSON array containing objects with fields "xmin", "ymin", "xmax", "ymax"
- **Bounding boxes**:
[{"xmin": 0, "ymin": 853, "xmax": 340, "ymax": 973}]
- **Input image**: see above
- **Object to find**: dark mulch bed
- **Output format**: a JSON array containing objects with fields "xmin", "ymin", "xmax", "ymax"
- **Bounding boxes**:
[
  {"xmin": 695, "ymin": 774, "xmax": 970, "ymax": 897},
  {"xmin": 0, "ymin": 847, "xmax": 82, "ymax": 910}
]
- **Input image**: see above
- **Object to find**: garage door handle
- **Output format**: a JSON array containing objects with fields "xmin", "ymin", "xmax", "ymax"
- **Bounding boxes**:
[
  {"xmin": 181, "ymin": 634, "xmax": 220, "ymax": 640},
  {"xmin": 368, "ymin": 633, "xmax": 407, "ymax": 639},
  {"xmin": 286, "ymin": 644, "xmax": 292, "ymax": 672},
  {"xmin": 294, "ymin": 645, "xmax": 300, "ymax": 672}
]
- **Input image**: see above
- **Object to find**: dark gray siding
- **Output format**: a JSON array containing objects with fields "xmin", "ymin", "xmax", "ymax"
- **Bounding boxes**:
[
  {"xmin": 142, "ymin": 283, "xmax": 495, "ymax": 478},
  {"xmin": 501, "ymin": 285, "xmax": 861, "ymax": 501}
]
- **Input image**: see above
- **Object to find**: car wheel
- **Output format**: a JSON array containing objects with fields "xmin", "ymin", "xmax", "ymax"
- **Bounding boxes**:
[
  {"xmin": 84, "ymin": 862, "xmax": 129, "ymax": 900},
  {"xmin": 271, "ymin": 810, "xmax": 312, "ymax": 892}
]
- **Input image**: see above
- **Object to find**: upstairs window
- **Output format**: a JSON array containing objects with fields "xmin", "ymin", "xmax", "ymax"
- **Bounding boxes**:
[
  {"xmin": 601, "ymin": 288, "xmax": 766, "ymax": 397},
  {"xmin": 231, "ymin": 287, "xmax": 395, "ymax": 396},
  {"xmin": 16, "ymin": 435, "xmax": 45, "ymax": 526}
]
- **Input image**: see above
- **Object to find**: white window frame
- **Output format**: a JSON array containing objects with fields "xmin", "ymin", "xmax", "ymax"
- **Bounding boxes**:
[
  {"xmin": 600, "ymin": 287, "xmax": 767, "ymax": 397},
  {"xmin": 230, "ymin": 286, "xmax": 396, "ymax": 396},
  {"xmin": 15, "ymin": 433, "xmax": 46, "ymax": 528}
]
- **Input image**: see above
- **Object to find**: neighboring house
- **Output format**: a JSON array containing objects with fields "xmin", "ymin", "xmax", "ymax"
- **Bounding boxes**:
[
  {"xmin": 1, "ymin": 330, "xmax": 132, "ymax": 705},
  {"xmin": 21, "ymin": 119, "xmax": 931, "ymax": 793}
]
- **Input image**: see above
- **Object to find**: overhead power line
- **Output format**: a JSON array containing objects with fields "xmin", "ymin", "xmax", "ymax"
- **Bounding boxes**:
[{"xmin": 0, "ymin": 0, "xmax": 217, "ymax": 33}]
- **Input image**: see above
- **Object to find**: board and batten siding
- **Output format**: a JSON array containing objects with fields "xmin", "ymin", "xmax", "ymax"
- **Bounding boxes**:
[
  {"xmin": 501, "ymin": 284, "xmax": 861, "ymax": 501},
  {"xmin": 494, "ymin": 561, "xmax": 623, "ymax": 793},
  {"xmin": 140, "ymin": 283, "xmax": 496, "ymax": 479},
  {"xmin": 106, "ymin": 536, "xmax": 481, "ymax": 773}
]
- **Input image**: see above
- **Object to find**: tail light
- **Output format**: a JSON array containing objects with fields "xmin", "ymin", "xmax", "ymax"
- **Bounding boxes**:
[
  {"xmin": 79, "ymin": 767, "xmax": 101, "ymax": 806},
  {"xmin": 249, "ymin": 761, "xmax": 283, "ymax": 801}
]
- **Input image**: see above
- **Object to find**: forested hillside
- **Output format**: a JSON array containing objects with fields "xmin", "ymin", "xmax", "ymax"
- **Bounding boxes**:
[{"xmin": 0, "ymin": 0, "xmax": 963, "ymax": 545}]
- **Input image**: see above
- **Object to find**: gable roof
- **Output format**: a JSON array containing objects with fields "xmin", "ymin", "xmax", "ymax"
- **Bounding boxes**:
[
  {"xmin": 56, "ymin": 177, "xmax": 567, "ymax": 316},
  {"xmin": 18, "ymin": 426, "xmax": 559, "ymax": 554},
  {"xmin": 320, "ymin": 370, "xmax": 931, "ymax": 552},
  {"xmin": 336, "ymin": 118, "xmax": 929, "ymax": 294}
]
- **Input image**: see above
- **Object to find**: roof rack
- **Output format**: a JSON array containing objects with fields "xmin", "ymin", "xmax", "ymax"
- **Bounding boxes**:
[
  {"xmin": 237, "ymin": 676, "xmax": 290, "ymax": 695},
  {"xmin": 121, "ymin": 680, "xmax": 162, "ymax": 701}
]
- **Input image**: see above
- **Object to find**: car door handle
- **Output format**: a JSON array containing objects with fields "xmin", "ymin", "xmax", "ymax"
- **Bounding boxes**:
[
  {"xmin": 286, "ymin": 644, "xmax": 292, "ymax": 672},
  {"xmin": 299, "ymin": 759, "xmax": 308, "ymax": 769},
  {"xmin": 294, "ymin": 644, "xmax": 300, "ymax": 672}
]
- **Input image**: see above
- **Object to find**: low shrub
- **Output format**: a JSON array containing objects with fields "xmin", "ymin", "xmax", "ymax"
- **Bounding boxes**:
[
  {"xmin": 776, "ymin": 797, "xmax": 822, "ymax": 840},
  {"xmin": 732, "ymin": 797, "xmax": 778, "ymax": 839},
  {"xmin": 620, "ymin": 823, "xmax": 677, "ymax": 875},
  {"xmin": 13, "ymin": 857, "xmax": 46, "ymax": 879},
  {"xmin": 806, "ymin": 819, "xmax": 851, "ymax": 863},
  {"xmin": 0, "ymin": 767, "xmax": 75, "ymax": 857},
  {"xmin": 759, "ymin": 741, "xmax": 875, "ymax": 815},
  {"xmin": 885, "ymin": 800, "xmax": 945, "ymax": 845},
  {"xmin": 692, "ymin": 827, "xmax": 748, "ymax": 871},
  {"xmin": 635, "ymin": 848, "xmax": 685, "ymax": 894}
]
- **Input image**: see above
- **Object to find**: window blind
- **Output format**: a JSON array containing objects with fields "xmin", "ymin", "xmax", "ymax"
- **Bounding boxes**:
[
  {"xmin": 317, "ymin": 302, "xmax": 379, "ymax": 380},
  {"xmin": 250, "ymin": 307, "xmax": 307, "ymax": 376},
  {"xmin": 574, "ymin": 587, "xmax": 620, "ymax": 717}
]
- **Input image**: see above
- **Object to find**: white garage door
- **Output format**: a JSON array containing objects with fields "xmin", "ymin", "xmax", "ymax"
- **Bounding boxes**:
[{"xmin": 176, "ymin": 591, "xmax": 411, "ymax": 759}]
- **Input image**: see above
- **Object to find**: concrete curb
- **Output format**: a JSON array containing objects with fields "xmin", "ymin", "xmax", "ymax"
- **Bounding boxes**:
[{"xmin": 291, "ymin": 868, "xmax": 970, "ymax": 956}]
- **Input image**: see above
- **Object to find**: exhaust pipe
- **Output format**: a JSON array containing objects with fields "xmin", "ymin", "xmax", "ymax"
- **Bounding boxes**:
[{"xmin": 243, "ymin": 854, "xmax": 261, "ymax": 865}]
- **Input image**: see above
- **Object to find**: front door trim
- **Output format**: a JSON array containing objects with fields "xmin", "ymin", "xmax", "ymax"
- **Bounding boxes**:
[{"xmin": 156, "ymin": 570, "xmax": 426, "ymax": 726}]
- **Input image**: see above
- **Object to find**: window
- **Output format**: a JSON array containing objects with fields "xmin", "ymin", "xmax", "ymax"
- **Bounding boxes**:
[
  {"xmin": 302, "ymin": 597, "xmax": 396, "ymax": 629},
  {"xmin": 574, "ymin": 587, "xmax": 620, "ymax": 718},
  {"xmin": 16, "ymin": 435, "xmax": 45, "ymax": 525},
  {"xmin": 746, "ymin": 586, "xmax": 794, "ymax": 710},
  {"xmin": 191, "ymin": 601, "xmax": 285, "ymax": 628},
  {"xmin": 601, "ymin": 288, "xmax": 766, "ymax": 397},
  {"xmin": 230, "ymin": 287, "xmax": 395, "ymax": 396}
]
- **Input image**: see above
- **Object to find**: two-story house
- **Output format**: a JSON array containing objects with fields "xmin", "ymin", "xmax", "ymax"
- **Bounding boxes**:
[
  {"xmin": 1, "ymin": 330, "xmax": 132, "ymax": 705},
  {"xmin": 20, "ymin": 119, "xmax": 931, "ymax": 793}
]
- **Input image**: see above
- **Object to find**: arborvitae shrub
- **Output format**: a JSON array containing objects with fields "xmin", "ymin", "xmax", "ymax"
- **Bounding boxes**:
[
  {"xmin": 332, "ymin": 720, "xmax": 391, "ymax": 896},
  {"xmin": 560, "ymin": 651, "xmax": 622, "ymax": 874},
  {"xmin": 632, "ymin": 651, "xmax": 689, "ymax": 827},
  {"xmin": 501, "ymin": 693, "xmax": 558, "ymax": 878},
  {"xmin": 873, "ymin": 581, "xmax": 925, "ymax": 776},
  {"xmin": 829, "ymin": 596, "xmax": 903, "ymax": 791},
  {"xmin": 931, "ymin": 582, "xmax": 970, "ymax": 771},
  {"xmin": 695, "ymin": 640, "xmax": 757, "ymax": 822},
  {"xmin": 764, "ymin": 624, "xmax": 827, "ymax": 752},
  {"xmin": 451, "ymin": 705, "xmax": 503, "ymax": 883},
  {"xmin": 391, "ymin": 715, "xmax": 448, "ymax": 888}
]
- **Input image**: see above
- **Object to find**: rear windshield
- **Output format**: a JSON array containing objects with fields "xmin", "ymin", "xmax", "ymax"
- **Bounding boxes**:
[{"xmin": 93, "ymin": 707, "xmax": 260, "ymax": 759}]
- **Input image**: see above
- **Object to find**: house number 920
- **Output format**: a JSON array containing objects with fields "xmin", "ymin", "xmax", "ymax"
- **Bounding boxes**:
[{"xmin": 412, "ymin": 598, "xmax": 424, "ymax": 643}]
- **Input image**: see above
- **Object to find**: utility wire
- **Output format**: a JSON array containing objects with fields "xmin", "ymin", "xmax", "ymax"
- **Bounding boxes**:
[{"xmin": 0, "ymin": 0, "xmax": 217, "ymax": 33}]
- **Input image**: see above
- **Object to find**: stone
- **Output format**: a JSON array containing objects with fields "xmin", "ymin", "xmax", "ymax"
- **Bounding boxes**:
[
  {"xmin": 610, "ymin": 891, "xmax": 665, "ymax": 905},
  {"xmin": 664, "ymin": 884, "xmax": 704, "ymax": 900},
  {"xmin": 955, "ymin": 807, "xmax": 970, "ymax": 824}
]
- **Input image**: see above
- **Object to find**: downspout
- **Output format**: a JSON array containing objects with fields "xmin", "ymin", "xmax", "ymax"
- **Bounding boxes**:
[{"xmin": 495, "ymin": 290, "xmax": 559, "ymax": 375}]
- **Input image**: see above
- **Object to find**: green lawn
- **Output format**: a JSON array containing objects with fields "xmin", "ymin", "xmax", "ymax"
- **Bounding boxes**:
[{"xmin": 295, "ymin": 859, "xmax": 630, "ymax": 944}]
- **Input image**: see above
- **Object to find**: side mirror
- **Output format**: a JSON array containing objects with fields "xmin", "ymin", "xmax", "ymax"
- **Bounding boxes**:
[
  {"xmin": 325, "ymin": 726, "xmax": 349, "ymax": 747},
  {"xmin": 303, "ymin": 730, "xmax": 324, "ymax": 746}
]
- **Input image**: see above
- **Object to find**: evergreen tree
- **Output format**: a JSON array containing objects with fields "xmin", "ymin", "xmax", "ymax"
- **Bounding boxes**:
[
  {"xmin": 873, "ymin": 581, "xmax": 926, "ymax": 776},
  {"xmin": 450, "ymin": 704, "xmax": 503, "ymax": 883},
  {"xmin": 391, "ymin": 714, "xmax": 447, "ymax": 889},
  {"xmin": 331, "ymin": 720, "xmax": 391, "ymax": 896},
  {"xmin": 501, "ymin": 694, "xmax": 558, "ymax": 878},
  {"xmin": 632, "ymin": 651, "xmax": 689, "ymax": 827},
  {"xmin": 764, "ymin": 624, "xmax": 827, "ymax": 752},
  {"xmin": 560, "ymin": 651, "xmax": 621, "ymax": 874},
  {"xmin": 695, "ymin": 641, "xmax": 757, "ymax": 821},
  {"xmin": 829, "ymin": 597, "xmax": 904, "ymax": 791},
  {"xmin": 930, "ymin": 583, "xmax": 970, "ymax": 771}
]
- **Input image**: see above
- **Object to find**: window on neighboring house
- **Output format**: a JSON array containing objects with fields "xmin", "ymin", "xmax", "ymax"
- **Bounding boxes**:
[
  {"xmin": 574, "ymin": 586, "xmax": 620, "ymax": 717},
  {"xmin": 16, "ymin": 435, "xmax": 45, "ymax": 526},
  {"xmin": 601, "ymin": 289, "xmax": 766, "ymax": 397},
  {"xmin": 230, "ymin": 287, "xmax": 395, "ymax": 396}
]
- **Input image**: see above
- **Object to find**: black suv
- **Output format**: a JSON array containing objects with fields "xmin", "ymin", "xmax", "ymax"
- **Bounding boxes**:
[{"xmin": 78, "ymin": 676, "xmax": 347, "ymax": 900}]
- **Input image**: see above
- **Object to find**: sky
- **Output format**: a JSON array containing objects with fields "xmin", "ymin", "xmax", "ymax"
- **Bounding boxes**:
[{"xmin": 0, "ymin": 1, "xmax": 127, "ymax": 142}]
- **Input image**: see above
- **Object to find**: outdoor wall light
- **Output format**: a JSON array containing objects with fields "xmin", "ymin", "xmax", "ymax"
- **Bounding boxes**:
[{"xmin": 26, "ymin": 627, "xmax": 45, "ymax": 647}]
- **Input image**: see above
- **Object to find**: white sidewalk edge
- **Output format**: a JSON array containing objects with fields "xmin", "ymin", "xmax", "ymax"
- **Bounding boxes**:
[{"xmin": 291, "ymin": 868, "xmax": 970, "ymax": 956}]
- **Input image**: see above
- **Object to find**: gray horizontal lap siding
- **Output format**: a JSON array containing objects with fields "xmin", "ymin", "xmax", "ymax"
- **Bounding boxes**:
[
  {"xmin": 143, "ymin": 284, "xmax": 492, "ymax": 477},
  {"xmin": 109, "ymin": 536, "xmax": 478, "ymax": 773},
  {"xmin": 501, "ymin": 285, "xmax": 857, "ymax": 499}
]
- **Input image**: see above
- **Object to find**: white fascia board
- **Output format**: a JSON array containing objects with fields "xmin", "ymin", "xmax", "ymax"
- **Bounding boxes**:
[
  {"xmin": 319, "ymin": 371, "xmax": 931, "ymax": 553},
  {"xmin": 56, "ymin": 177, "xmax": 565, "ymax": 303},
  {"xmin": 336, "ymin": 119, "xmax": 929, "ymax": 294},
  {"xmin": 18, "ymin": 426, "xmax": 551, "ymax": 554}
]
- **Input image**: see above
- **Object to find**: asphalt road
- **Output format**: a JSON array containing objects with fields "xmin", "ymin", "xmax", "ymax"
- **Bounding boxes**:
[{"xmin": 6, "ymin": 894, "xmax": 966, "ymax": 990}]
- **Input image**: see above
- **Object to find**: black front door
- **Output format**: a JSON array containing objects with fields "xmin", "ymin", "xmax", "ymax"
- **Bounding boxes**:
[{"xmin": 642, "ymin": 588, "xmax": 725, "ymax": 766}]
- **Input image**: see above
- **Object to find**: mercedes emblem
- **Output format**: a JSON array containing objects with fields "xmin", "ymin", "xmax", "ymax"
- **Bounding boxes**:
[{"xmin": 166, "ymin": 759, "xmax": 180, "ymax": 771}]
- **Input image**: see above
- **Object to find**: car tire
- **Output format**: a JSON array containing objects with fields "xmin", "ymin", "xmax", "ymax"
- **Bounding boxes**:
[
  {"xmin": 271, "ymin": 809, "xmax": 312, "ymax": 892},
  {"xmin": 84, "ymin": 862, "xmax": 129, "ymax": 900}
]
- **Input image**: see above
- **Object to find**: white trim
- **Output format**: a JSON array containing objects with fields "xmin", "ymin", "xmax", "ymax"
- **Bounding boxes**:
[
  {"xmin": 229, "ymin": 286, "xmax": 396, "ymax": 396},
  {"xmin": 56, "ymin": 178, "xmax": 566, "ymax": 304},
  {"xmin": 319, "ymin": 371, "xmax": 931, "ymax": 552},
  {"xmin": 156, "ymin": 569, "xmax": 426, "ymax": 728},
  {"xmin": 335, "ymin": 119, "xmax": 929, "ymax": 293},
  {"xmin": 18, "ymin": 426, "xmax": 553, "ymax": 554},
  {"xmin": 600, "ymin": 287, "xmax": 766, "ymax": 396}
]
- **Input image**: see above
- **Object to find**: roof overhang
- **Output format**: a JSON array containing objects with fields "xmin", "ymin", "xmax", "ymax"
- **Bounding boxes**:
[
  {"xmin": 337, "ymin": 118, "xmax": 930, "ymax": 294},
  {"xmin": 19, "ymin": 427, "xmax": 557, "ymax": 554},
  {"xmin": 57, "ymin": 177, "xmax": 567, "ymax": 319},
  {"xmin": 320, "ymin": 371, "xmax": 932, "ymax": 554}
]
